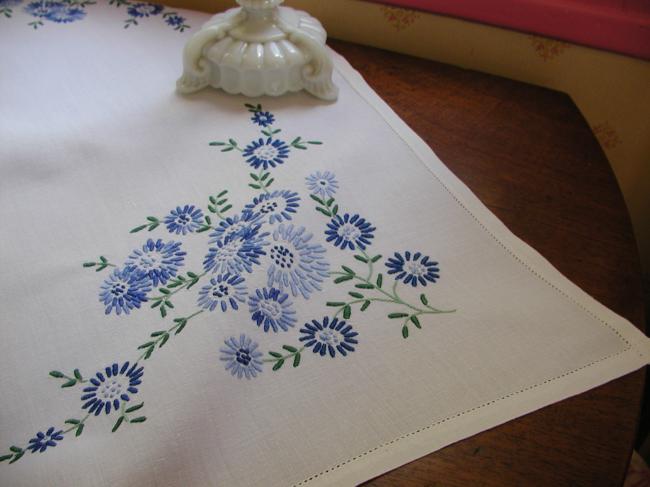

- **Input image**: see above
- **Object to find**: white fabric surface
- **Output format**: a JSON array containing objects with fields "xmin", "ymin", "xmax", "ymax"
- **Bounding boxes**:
[{"xmin": 1, "ymin": 3, "xmax": 649, "ymax": 486}]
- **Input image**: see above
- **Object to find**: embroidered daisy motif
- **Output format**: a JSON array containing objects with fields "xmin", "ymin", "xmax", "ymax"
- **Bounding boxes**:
[
  {"xmin": 197, "ymin": 273, "xmax": 247, "ymax": 312},
  {"xmin": 24, "ymin": 1, "xmax": 85, "ymax": 22},
  {"xmin": 99, "ymin": 268, "xmax": 151, "ymax": 315},
  {"xmin": 266, "ymin": 224, "xmax": 329, "ymax": 299},
  {"xmin": 209, "ymin": 212, "xmax": 261, "ymax": 243},
  {"xmin": 220, "ymin": 334, "xmax": 263, "ymax": 379},
  {"xmin": 80, "ymin": 362, "xmax": 144, "ymax": 416},
  {"xmin": 299, "ymin": 317, "xmax": 358, "ymax": 358},
  {"xmin": 203, "ymin": 230, "xmax": 268, "ymax": 275},
  {"xmin": 306, "ymin": 171, "xmax": 338, "ymax": 199},
  {"xmin": 385, "ymin": 251, "xmax": 440, "ymax": 287},
  {"xmin": 164, "ymin": 13, "xmax": 187, "ymax": 30},
  {"xmin": 251, "ymin": 111, "xmax": 275, "ymax": 127},
  {"xmin": 242, "ymin": 137, "xmax": 290, "ymax": 170},
  {"xmin": 325, "ymin": 213, "xmax": 375, "ymax": 251},
  {"xmin": 125, "ymin": 239, "xmax": 186, "ymax": 287},
  {"xmin": 27, "ymin": 427, "xmax": 64, "ymax": 453},
  {"xmin": 164, "ymin": 205, "xmax": 204, "ymax": 235},
  {"xmin": 248, "ymin": 287, "xmax": 296, "ymax": 332},
  {"xmin": 126, "ymin": 2, "xmax": 163, "ymax": 17},
  {"xmin": 244, "ymin": 190, "xmax": 300, "ymax": 225}
]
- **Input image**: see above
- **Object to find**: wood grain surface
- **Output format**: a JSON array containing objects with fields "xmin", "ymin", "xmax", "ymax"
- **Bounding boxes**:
[{"xmin": 328, "ymin": 39, "xmax": 647, "ymax": 487}]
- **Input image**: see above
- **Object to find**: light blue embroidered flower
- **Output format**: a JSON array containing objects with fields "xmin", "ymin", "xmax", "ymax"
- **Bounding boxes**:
[
  {"xmin": 208, "ymin": 212, "xmax": 262, "ymax": 243},
  {"xmin": 44, "ymin": 3, "xmax": 85, "ymax": 22},
  {"xmin": 220, "ymin": 334, "xmax": 263, "ymax": 379},
  {"xmin": 325, "ymin": 213, "xmax": 375, "ymax": 251},
  {"xmin": 197, "ymin": 273, "xmax": 247, "ymax": 312},
  {"xmin": 242, "ymin": 137, "xmax": 290, "ymax": 170},
  {"xmin": 248, "ymin": 287, "xmax": 296, "ymax": 333},
  {"xmin": 244, "ymin": 190, "xmax": 300, "ymax": 225},
  {"xmin": 126, "ymin": 2, "xmax": 162, "ymax": 17},
  {"xmin": 27, "ymin": 427, "xmax": 63, "ymax": 453},
  {"xmin": 266, "ymin": 224, "xmax": 329, "ymax": 299},
  {"xmin": 125, "ymin": 238, "xmax": 186, "ymax": 287},
  {"xmin": 306, "ymin": 171, "xmax": 338, "ymax": 199},
  {"xmin": 299, "ymin": 317, "xmax": 358, "ymax": 358},
  {"xmin": 203, "ymin": 229, "xmax": 268, "ymax": 275},
  {"xmin": 164, "ymin": 13, "xmax": 186, "ymax": 29},
  {"xmin": 99, "ymin": 268, "xmax": 151, "ymax": 316},
  {"xmin": 385, "ymin": 251, "xmax": 440, "ymax": 287},
  {"xmin": 81, "ymin": 362, "xmax": 143, "ymax": 416},
  {"xmin": 251, "ymin": 111, "xmax": 275, "ymax": 127},
  {"xmin": 164, "ymin": 205, "xmax": 204, "ymax": 235}
]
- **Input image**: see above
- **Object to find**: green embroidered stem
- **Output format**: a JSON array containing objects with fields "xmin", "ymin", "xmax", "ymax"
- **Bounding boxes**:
[
  {"xmin": 111, "ymin": 402, "xmax": 146, "ymax": 433},
  {"xmin": 63, "ymin": 414, "xmax": 90, "ymax": 436},
  {"xmin": 249, "ymin": 168, "xmax": 272, "ymax": 194},
  {"xmin": 209, "ymin": 138, "xmax": 242, "ymax": 152},
  {"xmin": 149, "ymin": 271, "xmax": 207, "ymax": 318},
  {"xmin": 28, "ymin": 20, "xmax": 43, "ymax": 29},
  {"xmin": 82, "ymin": 256, "xmax": 116, "ymax": 272},
  {"xmin": 290, "ymin": 137, "xmax": 322, "ymax": 150},
  {"xmin": 264, "ymin": 345, "xmax": 305, "ymax": 370},
  {"xmin": 130, "ymin": 216, "xmax": 161, "ymax": 234},
  {"xmin": 137, "ymin": 310, "xmax": 204, "ymax": 360},
  {"xmin": 309, "ymin": 194, "xmax": 339, "ymax": 218},
  {"xmin": 205, "ymin": 189, "xmax": 232, "ymax": 222},
  {"xmin": 48, "ymin": 368, "xmax": 87, "ymax": 388}
]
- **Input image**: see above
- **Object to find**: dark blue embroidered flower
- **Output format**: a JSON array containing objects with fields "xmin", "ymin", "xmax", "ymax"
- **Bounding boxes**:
[
  {"xmin": 220, "ymin": 334, "xmax": 263, "ymax": 379},
  {"xmin": 27, "ymin": 427, "xmax": 63, "ymax": 453},
  {"xmin": 164, "ymin": 205, "xmax": 204, "ymax": 235},
  {"xmin": 164, "ymin": 13, "xmax": 185, "ymax": 28},
  {"xmin": 385, "ymin": 251, "xmax": 440, "ymax": 287},
  {"xmin": 305, "ymin": 171, "xmax": 338, "ymax": 199},
  {"xmin": 266, "ymin": 224, "xmax": 329, "ymax": 299},
  {"xmin": 244, "ymin": 190, "xmax": 300, "ymax": 225},
  {"xmin": 44, "ymin": 3, "xmax": 84, "ymax": 22},
  {"xmin": 24, "ymin": 1, "xmax": 61, "ymax": 18},
  {"xmin": 99, "ymin": 268, "xmax": 151, "ymax": 316},
  {"xmin": 0, "ymin": 0, "xmax": 22, "ymax": 7},
  {"xmin": 242, "ymin": 137, "xmax": 290, "ymax": 170},
  {"xmin": 197, "ymin": 273, "xmax": 247, "ymax": 312},
  {"xmin": 203, "ymin": 229, "xmax": 268, "ymax": 275},
  {"xmin": 299, "ymin": 317, "xmax": 358, "ymax": 358},
  {"xmin": 81, "ymin": 362, "xmax": 143, "ymax": 416},
  {"xmin": 248, "ymin": 287, "xmax": 296, "ymax": 332},
  {"xmin": 125, "ymin": 238, "xmax": 186, "ymax": 287},
  {"xmin": 126, "ymin": 2, "xmax": 162, "ymax": 17},
  {"xmin": 325, "ymin": 213, "xmax": 375, "ymax": 251},
  {"xmin": 208, "ymin": 211, "xmax": 262, "ymax": 243},
  {"xmin": 251, "ymin": 111, "xmax": 275, "ymax": 127}
]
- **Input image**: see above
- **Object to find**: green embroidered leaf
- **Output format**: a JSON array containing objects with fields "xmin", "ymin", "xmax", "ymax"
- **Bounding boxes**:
[
  {"xmin": 291, "ymin": 137, "xmax": 301, "ymax": 145},
  {"xmin": 360, "ymin": 300, "xmax": 371, "ymax": 311},
  {"xmin": 217, "ymin": 190, "xmax": 228, "ymax": 198},
  {"xmin": 354, "ymin": 255, "xmax": 368, "ymax": 263},
  {"xmin": 282, "ymin": 345, "xmax": 297, "ymax": 353},
  {"xmin": 9, "ymin": 452, "xmax": 23, "ymax": 464},
  {"xmin": 260, "ymin": 172, "xmax": 270, "ymax": 181},
  {"xmin": 341, "ymin": 266, "xmax": 355, "ymax": 275},
  {"xmin": 410, "ymin": 315, "xmax": 421, "ymax": 328},
  {"xmin": 61, "ymin": 379, "xmax": 77, "ymax": 388},
  {"xmin": 144, "ymin": 347, "xmax": 154, "ymax": 360},
  {"xmin": 209, "ymin": 196, "xmax": 217, "ymax": 204},
  {"xmin": 264, "ymin": 178, "xmax": 275, "ymax": 187},
  {"xmin": 73, "ymin": 369, "xmax": 83, "ymax": 381},
  {"xmin": 112, "ymin": 416, "xmax": 124, "ymax": 433},
  {"xmin": 221, "ymin": 147, "xmax": 234, "ymax": 152},
  {"xmin": 83, "ymin": 262, "xmax": 96, "ymax": 268},
  {"xmin": 159, "ymin": 333, "xmax": 170, "ymax": 348},
  {"xmin": 160, "ymin": 306, "xmax": 168, "ymax": 318},
  {"xmin": 125, "ymin": 402, "xmax": 144, "ymax": 414},
  {"xmin": 326, "ymin": 302, "xmax": 346, "ymax": 307},
  {"xmin": 420, "ymin": 294, "xmax": 429, "ymax": 306},
  {"xmin": 209, "ymin": 141, "xmax": 225, "ymax": 146},
  {"xmin": 174, "ymin": 320, "xmax": 188, "ymax": 335},
  {"xmin": 332, "ymin": 204, "xmax": 339, "ymax": 216},
  {"xmin": 0, "ymin": 454, "xmax": 13, "ymax": 463},
  {"xmin": 228, "ymin": 139, "xmax": 238, "ymax": 146},
  {"xmin": 146, "ymin": 217, "xmax": 158, "ymax": 223},
  {"xmin": 216, "ymin": 199, "xmax": 228, "ymax": 206},
  {"xmin": 334, "ymin": 275, "xmax": 353, "ymax": 284},
  {"xmin": 9, "ymin": 446, "xmax": 22, "ymax": 453},
  {"xmin": 187, "ymin": 272, "xmax": 198, "ymax": 278},
  {"xmin": 249, "ymin": 183, "xmax": 261, "ymax": 190},
  {"xmin": 64, "ymin": 419, "xmax": 80, "ymax": 425},
  {"xmin": 315, "ymin": 207, "xmax": 332, "ymax": 217},
  {"xmin": 310, "ymin": 194, "xmax": 325, "ymax": 205},
  {"xmin": 268, "ymin": 351, "xmax": 282, "ymax": 358},
  {"xmin": 75, "ymin": 423, "xmax": 84, "ymax": 437},
  {"xmin": 343, "ymin": 305, "xmax": 351, "ymax": 320},
  {"xmin": 402, "ymin": 325, "xmax": 409, "ymax": 339},
  {"xmin": 208, "ymin": 204, "xmax": 217, "ymax": 213},
  {"xmin": 49, "ymin": 371, "xmax": 64, "ymax": 378},
  {"xmin": 159, "ymin": 288, "xmax": 170, "ymax": 295},
  {"xmin": 293, "ymin": 353, "xmax": 301, "ymax": 368},
  {"xmin": 150, "ymin": 331, "xmax": 165, "ymax": 337},
  {"xmin": 376, "ymin": 274, "xmax": 383, "ymax": 288},
  {"xmin": 221, "ymin": 204, "xmax": 232, "ymax": 213},
  {"xmin": 388, "ymin": 312, "xmax": 409, "ymax": 319},
  {"xmin": 272, "ymin": 359, "xmax": 285, "ymax": 371},
  {"xmin": 138, "ymin": 341, "xmax": 155, "ymax": 350},
  {"xmin": 148, "ymin": 222, "xmax": 159, "ymax": 231},
  {"xmin": 307, "ymin": 141, "xmax": 323, "ymax": 145},
  {"xmin": 130, "ymin": 224, "xmax": 147, "ymax": 233},
  {"xmin": 355, "ymin": 283, "xmax": 374, "ymax": 290},
  {"xmin": 371, "ymin": 254, "xmax": 383, "ymax": 263},
  {"xmin": 348, "ymin": 292, "xmax": 364, "ymax": 299},
  {"xmin": 204, "ymin": 215, "xmax": 212, "ymax": 225}
]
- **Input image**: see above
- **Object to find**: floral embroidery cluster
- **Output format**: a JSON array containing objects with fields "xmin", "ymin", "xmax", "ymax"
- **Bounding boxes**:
[
  {"xmin": 0, "ymin": 0, "xmax": 189, "ymax": 31},
  {"xmin": 1, "ymin": 104, "xmax": 455, "ymax": 465}
]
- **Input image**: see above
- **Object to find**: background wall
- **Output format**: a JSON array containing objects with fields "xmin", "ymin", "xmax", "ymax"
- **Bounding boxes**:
[{"xmin": 169, "ymin": 0, "xmax": 650, "ymax": 275}]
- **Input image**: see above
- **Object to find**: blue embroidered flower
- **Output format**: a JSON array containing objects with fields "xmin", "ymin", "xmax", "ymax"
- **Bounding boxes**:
[
  {"xmin": 99, "ymin": 268, "xmax": 151, "ymax": 316},
  {"xmin": 126, "ymin": 2, "xmax": 162, "ymax": 17},
  {"xmin": 325, "ymin": 213, "xmax": 375, "ymax": 251},
  {"xmin": 125, "ymin": 238, "xmax": 186, "ymax": 287},
  {"xmin": 164, "ymin": 13, "xmax": 186, "ymax": 29},
  {"xmin": 248, "ymin": 287, "xmax": 296, "ymax": 333},
  {"xmin": 197, "ymin": 273, "xmax": 247, "ymax": 312},
  {"xmin": 208, "ymin": 211, "xmax": 262, "ymax": 243},
  {"xmin": 244, "ymin": 190, "xmax": 300, "ymax": 225},
  {"xmin": 242, "ymin": 137, "xmax": 290, "ymax": 170},
  {"xmin": 385, "ymin": 251, "xmax": 440, "ymax": 287},
  {"xmin": 306, "ymin": 171, "xmax": 338, "ymax": 199},
  {"xmin": 266, "ymin": 224, "xmax": 329, "ymax": 299},
  {"xmin": 27, "ymin": 427, "xmax": 63, "ymax": 453},
  {"xmin": 164, "ymin": 205, "xmax": 204, "ymax": 235},
  {"xmin": 299, "ymin": 317, "xmax": 358, "ymax": 358},
  {"xmin": 220, "ymin": 334, "xmax": 263, "ymax": 379},
  {"xmin": 81, "ymin": 362, "xmax": 144, "ymax": 416},
  {"xmin": 0, "ymin": 0, "xmax": 22, "ymax": 6},
  {"xmin": 44, "ymin": 3, "xmax": 85, "ymax": 22},
  {"xmin": 203, "ymin": 229, "xmax": 268, "ymax": 275},
  {"xmin": 251, "ymin": 111, "xmax": 275, "ymax": 127}
]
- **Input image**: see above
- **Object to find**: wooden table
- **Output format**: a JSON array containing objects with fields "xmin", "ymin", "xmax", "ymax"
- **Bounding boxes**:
[{"xmin": 328, "ymin": 40, "xmax": 647, "ymax": 487}]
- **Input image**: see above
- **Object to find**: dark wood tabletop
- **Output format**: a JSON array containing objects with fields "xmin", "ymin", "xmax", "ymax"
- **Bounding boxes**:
[{"xmin": 328, "ymin": 39, "xmax": 647, "ymax": 487}]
